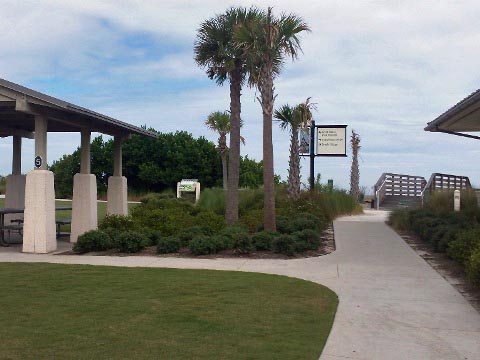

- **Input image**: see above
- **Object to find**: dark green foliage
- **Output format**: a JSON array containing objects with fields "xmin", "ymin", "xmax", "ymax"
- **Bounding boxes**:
[
  {"xmin": 276, "ymin": 216, "xmax": 294, "ymax": 234},
  {"xmin": 116, "ymin": 231, "xmax": 149, "ymax": 253},
  {"xmin": 238, "ymin": 209, "xmax": 264, "ymax": 232},
  {"xmin": 219, "ymin": 225, "xmax": 249, "ymax": 238},
  {"xmin": 292, "ymin": 229, "xmax": 321, "ymax": 252},
  {"xmin": 467, "ymin": 248, "xmax": 480, "ymax": 284},
  {"xmin": 388, "ymin": 197, "xmax": 480, "ymax": 288},
  {"xmin": 73, "ymin": 230, "xmax": 112, "ymax": 254},
  {"xmin": 178, "ymin": 226, "xmax": 215, "ymax": 247},
  {"xmin": 193, "ymin": 211, "xmax": 226, "ymax": 231},
  {"xmin": 447, "ymin": 228, "xmax": 480, "ymax": 265},
  {"xmin": 157, "ymin": 237, "xmax": 181, "ymax": 254},
  {"xmin": 142, "ymin": 229, "xmax": 163, "ymax": 246},
  {"xmin": 272, "ymin": 234, "xmax": 296, "ymax": 256},
  {"xmin": 189, "ymin": 235, "xmax": 219, "ymax": 255},
  {"xmin": 252, "ymin": 231, "xmax": 278, "ymax": 251},
  {"xmin": 99, "ymin": 214, "xmax": 134, "ymax": 232},
  {"xmin": 234, "ymin": 234, "xmax": 254, "ymax": 254},
  {"xmin": 211, "ymin": 234, "xmax": 234, "ymax": 251}
]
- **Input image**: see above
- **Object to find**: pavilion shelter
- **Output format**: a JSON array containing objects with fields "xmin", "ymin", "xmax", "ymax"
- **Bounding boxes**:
[
  {"xmin": 425, "ymin": 89, "xmax": 480, "ymax": 138},
  {"xmin": 0, "ymin": 78, "xmax": 157, "ymax": 253}
]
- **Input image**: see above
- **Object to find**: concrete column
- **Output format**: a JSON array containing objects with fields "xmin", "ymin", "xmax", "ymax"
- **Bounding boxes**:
[
  {"xmin": 70, "ymin": 130, "xmax": 97, "ymax": 243},
  {"xmin": 5, "ymin": 136, "xmax": 26, "ymax": 225},
  {"xmin": 107, "ymin": 136, "xmax": 128, "ymax": 215},
  {"xmin": 34, "ymin": 115, "xmax": 47, "ymax": 170},
  {"xmin": 23, "ymin": 115, "xmax": 56, "ymax": 253}
]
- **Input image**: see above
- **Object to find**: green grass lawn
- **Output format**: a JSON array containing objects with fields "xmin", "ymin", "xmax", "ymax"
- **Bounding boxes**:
[{"xmin": 0, "ymin": 263, "xmax": 338, "ymax": 359}]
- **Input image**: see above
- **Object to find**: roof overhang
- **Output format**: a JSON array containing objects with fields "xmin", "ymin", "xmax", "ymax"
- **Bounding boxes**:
[
  {"xmin": 425, "ymin": 89, "xmax": 480, "ymax": 136},
  {"xmin": 0, "ymin": 78, "xmax": 158, "ymax": 139}
]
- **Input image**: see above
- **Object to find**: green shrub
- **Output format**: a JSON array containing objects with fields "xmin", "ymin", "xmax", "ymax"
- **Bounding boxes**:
[
  {"xmin": 234, "ymin": 234, "xmax": 254, "ymax": 254},
  {"xmin": 252, "ymin": 231, "xmax": 278, "ymax": 251},
  {"xmin": 73, "ymin": 230, "xmax": 112, "ymax": 254},
  {"xmin": 272, "ymin": 234, "xmax": 295, "ymax": 256},
  {"xmin": 387, "ymin": 209, "xmax": 411, "ymax": 231},
  {"xmin": 447, "ymin": 227, "xmax": 480, "ymax": 265},
  {"xmin": 193, "ymin": 210, "xmax": 226, "ymax": 232},
  {"xmin": 290, "ymin": 217, "xmax": 319, "ymax": 232},
  {"xmin": 293, "ymin": 229, "xmax": 320, "ymax": 252},
  {"xmin": 156, "ymin": 236, "xmax": 181, "ymax": 254},
  {"xmin": 142, "ymin": 229, "xmax": 163, "ymax": 246},
  {"xmin": 467, "ymin": 248, "xmax": 480, "ymax": 284},
  {"xmin": 276, "ymin": 216, "xmax": 294, "ymax": 234},
  {"xmin": 211, "ymin": 234, "xmax": 233, "ymax": 251},
  {"xmin": 116, "ymin": 231, "xmax": 149, "ymax": 253},
  {"xmin": 99, "ymin": 214, "xmax": 134, "ymax": 232},
  {"xmin": 189, "ymin": 235, "xmax": 219, "ymax": 255},
  {"xmin": 178, "ymin": 226, "xmax": 215, "ymax": 247},
  {"xmin": 238, "ymin": 209, "xmax": 264, "ymax": 233}
]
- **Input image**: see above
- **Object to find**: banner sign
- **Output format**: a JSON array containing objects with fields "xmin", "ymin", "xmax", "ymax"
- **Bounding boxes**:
[
  {"xmin": 316, "ymin": 125, "xmax": 347, "ymax": 156},
  {"xmin": 179, "ymin": 179, "xmax": 198, "ymax": 192},
  {"xmin": 299, "ymin": 129, "xmax": 310, "ymax": 155}
]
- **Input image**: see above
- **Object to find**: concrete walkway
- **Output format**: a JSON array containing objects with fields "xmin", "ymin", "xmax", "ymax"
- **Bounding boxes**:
[{"xmin": 0, "ymin": 210, "xmax": 479, "ymax": 359}]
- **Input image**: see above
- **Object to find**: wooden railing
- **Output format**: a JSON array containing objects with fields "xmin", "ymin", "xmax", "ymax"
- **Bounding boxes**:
[
  {"xmin": 424, "ymin": 173, "xmax": 471, "ymax": 193},
  {"xmin": 421, "ymin": 173, "xmax": 472, "ymax": 205},
  {"xmin": 374, "ymin": 173, "xmax": 427, "ymax": 209}
]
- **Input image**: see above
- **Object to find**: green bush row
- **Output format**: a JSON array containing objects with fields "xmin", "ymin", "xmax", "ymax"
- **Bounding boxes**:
[
  {"xmin": 388, "ymin": 207, "xmax": 480, "ymax": 285},
  {"xmin": 74, "ymin": 214, "xmax": 324, "ymax": 257}
]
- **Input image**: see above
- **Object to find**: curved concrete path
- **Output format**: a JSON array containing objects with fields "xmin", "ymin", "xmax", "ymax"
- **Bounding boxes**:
[{"xmin": 1, "ymin": 210, "xmax": 479, "ymax": 359}]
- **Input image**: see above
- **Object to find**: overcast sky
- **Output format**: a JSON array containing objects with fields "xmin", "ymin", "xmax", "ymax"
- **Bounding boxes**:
[{"xmin": 2, "ymin": 0, "xmax": 480, "ymax": 191}]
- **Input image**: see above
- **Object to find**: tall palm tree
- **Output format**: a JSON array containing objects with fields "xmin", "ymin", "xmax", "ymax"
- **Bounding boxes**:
[
  {"xmin": 350, "ymin": 130, "xmax": 361, "ymax": 201},
  {"xmin": 205, "ymin": 111, "xmax": 231, "ymax": 190},
  {"xmin": 194, "ymin": 7, "xmax": 262, "ymax": 225},
  {"xmin": 274, "ymin": 98, "xmax": 314, "ymax": 200},
  {"xmin": 235, "ymin": 8, "xmax": 310, "ymax": 231}
]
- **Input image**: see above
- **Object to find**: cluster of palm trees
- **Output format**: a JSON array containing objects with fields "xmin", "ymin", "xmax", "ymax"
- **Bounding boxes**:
[
  {"xmin": 194, "ymin": 6, "xmax": 310, "ymax": 231},
  {"xmin": 274, "ymin": 98, "xmax": 316, "ymax": 200}
]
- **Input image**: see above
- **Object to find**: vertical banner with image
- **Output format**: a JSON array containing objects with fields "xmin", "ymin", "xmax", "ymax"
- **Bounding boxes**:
[{"xmin": 299, "ymin": 128, "xmax": 310, "ymax": 155}]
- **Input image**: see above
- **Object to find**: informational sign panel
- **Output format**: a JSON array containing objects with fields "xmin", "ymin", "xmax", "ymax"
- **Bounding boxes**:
[
  {"xmin": 316, "ymin": 125, "xmax": 347, "ymax": 156},
  {"xmin": 34, "ymin": 156, "xmax": 42, "ymax": 168},
  {"xmin": 299, "ymin": 129, "xmax": 310, "ymax": 155},
  {"xmin": 179, "ymin": 179, "xmax": 198, "ymax": 192}
]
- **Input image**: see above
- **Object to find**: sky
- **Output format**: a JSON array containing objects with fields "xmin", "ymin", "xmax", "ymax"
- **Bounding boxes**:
[{"xmin": 1, "ymin": 0, "xmax": 480, "ymax": 191}]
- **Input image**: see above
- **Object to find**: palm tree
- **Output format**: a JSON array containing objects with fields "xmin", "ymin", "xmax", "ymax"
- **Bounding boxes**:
[
  {"xmin": 235, "ymin": 8, "xmax": 310, "ymax": 231},
  {"xmin": 205, "ymin": 111, "xmax": 231, "ymax": 190},
  {"xmin": 350, "ymin": 130, "xmax": 361, "ymax": 201},
  {"xmin": 194, "ymin": 7, "xmax": 262, "ymax": 225},
  {"xmin": 274, "ymin": 98, "xmax": 315, "ymax": 200}
]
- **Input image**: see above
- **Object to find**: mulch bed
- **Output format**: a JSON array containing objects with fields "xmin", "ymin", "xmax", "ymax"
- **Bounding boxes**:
[
  {"xmin": 394, "ymin": 228, "xmax": 480, "ymax": 313},
  {"xmin": 59, "ymin": 223, "xmax": 336, "ymax": 260}
]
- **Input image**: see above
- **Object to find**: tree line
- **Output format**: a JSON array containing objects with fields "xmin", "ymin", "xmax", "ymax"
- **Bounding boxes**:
[{"xmin": 49, "ymin": 131, "xmax": 266, "ymax": 198}]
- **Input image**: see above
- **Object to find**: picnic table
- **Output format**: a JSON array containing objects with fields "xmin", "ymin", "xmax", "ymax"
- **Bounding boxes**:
[{"xmin": 0, "ymin": 207, "xmax": 72, "ymax": 247}]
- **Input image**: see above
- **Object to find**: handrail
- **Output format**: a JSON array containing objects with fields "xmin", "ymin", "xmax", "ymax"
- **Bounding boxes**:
[
  {"xmin": 373, "ymin": 173, "xmax": 427, "ymax": 209},
  {"xmin": 422, "ymin": 172, "xmax": 472, "ymax": 206},
  {"xmin": 375, "ymin": 176, "xmax": 389, "ymax": 210}
]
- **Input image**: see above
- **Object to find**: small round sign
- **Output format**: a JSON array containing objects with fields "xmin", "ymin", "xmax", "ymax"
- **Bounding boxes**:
[{"xmin": 34, "ymin": 156, "xmax": 43, "ymax": 169}]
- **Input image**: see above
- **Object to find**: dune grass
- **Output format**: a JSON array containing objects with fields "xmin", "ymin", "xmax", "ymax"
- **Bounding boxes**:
[{"xmin": 0, "ymin": 263, "xmax": 337, "ymax": 359}]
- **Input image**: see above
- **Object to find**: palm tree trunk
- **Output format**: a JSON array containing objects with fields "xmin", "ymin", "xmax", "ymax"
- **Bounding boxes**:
[
  {"xmin": 288, "ymin": 127, "xmax": 300, "ymax": 200},
  {"xmin": 226, "ymin": 67, "xmax": 242, "ymax": 224},
  {"xmin": 221, "ymin": 152, "xmax": 228, "ymax": 190},
  {"xmin": 260, "ymin": 67, "xmax": 276, "ymax": 231}
]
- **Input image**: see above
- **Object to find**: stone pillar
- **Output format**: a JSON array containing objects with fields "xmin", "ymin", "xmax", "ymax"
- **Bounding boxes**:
[
  {"xmin": 23, "ymin": 115, "xmax": 57, "ymax": 253},
  {"xmin": 5, "ymin": 136, "xmax": 26, "ymax": 225},
  {"xmin": 70, "ymin": 130, "xmax": 98, "ymax": 243},
  {"xmin": 454, "ymin": 190, "xmax": 460, "ymax": 212},
  {"xmin": 107, "ymin": 136, "xmax": 128, "ymax": 215}
]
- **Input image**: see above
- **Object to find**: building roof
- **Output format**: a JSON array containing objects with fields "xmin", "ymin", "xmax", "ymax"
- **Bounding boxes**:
[
  {"xmin": 0, "ymin": 78, "xmax": 158, "ymax": 138},
  {"xmin": 425, "ymin": 89, "xmax": 480, "ymax": 133}
]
